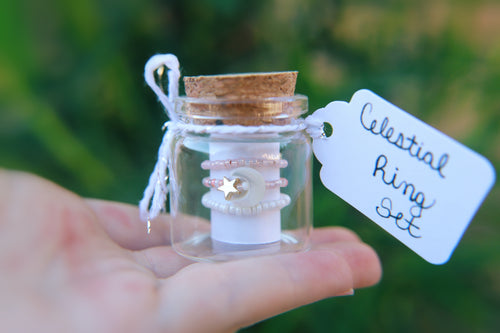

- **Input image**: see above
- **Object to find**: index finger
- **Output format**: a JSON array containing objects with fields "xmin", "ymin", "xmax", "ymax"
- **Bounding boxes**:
[{"xmin": 85, "ymin": 199, "xmax": 170, "ymax": 251}]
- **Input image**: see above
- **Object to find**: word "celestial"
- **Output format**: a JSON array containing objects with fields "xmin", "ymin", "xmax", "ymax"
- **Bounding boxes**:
[{"xmin": 360, "ymin": 102, "xmax": 449, "ymax": 179}]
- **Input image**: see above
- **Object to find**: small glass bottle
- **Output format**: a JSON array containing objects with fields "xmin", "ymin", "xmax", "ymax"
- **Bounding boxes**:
[{"xmin": 167, "ymin": 73, "xmax": 312, "ymax": 262}]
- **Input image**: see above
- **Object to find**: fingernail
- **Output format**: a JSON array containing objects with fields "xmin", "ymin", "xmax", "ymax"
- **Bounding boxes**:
[{"xmin": 337, "ymin": 288, "xmax": 355, "ymax": 297}]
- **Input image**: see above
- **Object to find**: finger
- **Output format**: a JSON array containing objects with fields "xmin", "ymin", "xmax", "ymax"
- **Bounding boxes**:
[
  {"xmin": 156, "ymin": 241, "xmax": 381, "ymax": 333},
  {"xmin": 315, "ymin": 241, "xmax": 382, "ymax": 288},
  {"xmin": 85, "ymin": 199, "xmax": 170, "ymax": 251},
  {"xmin": 132, "ymin": 247, "xmax": 193, "ymax": 278},
  {"xmin": 310, "ymin": 226, "xmax": 361, "ymax": 244},
  {"xmin": 134, "ymin": 227, "xmax": 364, "ymax": 279}
]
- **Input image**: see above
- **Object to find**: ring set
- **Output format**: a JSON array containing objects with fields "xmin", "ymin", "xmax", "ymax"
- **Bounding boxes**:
[{"xmin": 201, "ymin": 158, "xmax": 291, "ymax": 216}]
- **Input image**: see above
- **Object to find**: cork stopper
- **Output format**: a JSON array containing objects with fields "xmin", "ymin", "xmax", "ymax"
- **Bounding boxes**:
[
  {"xmin": 181, "ymin": 72, "xmax": 300, "ymax": 125},
  {"xmin": 184, "ymin": 72, "xmax": 297, "ymax": 99}
]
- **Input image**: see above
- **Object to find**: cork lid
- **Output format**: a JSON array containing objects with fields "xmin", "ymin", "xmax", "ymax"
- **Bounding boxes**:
[
  {"xmin": 184, "ymin": 72, "xmax": 297, "ymax": 99},
  {"xmin": 180, "ymin": 71, "xmax": 303, "ymax": 125}
]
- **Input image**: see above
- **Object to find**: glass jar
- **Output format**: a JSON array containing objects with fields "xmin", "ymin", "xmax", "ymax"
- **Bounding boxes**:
[{"xmin": 168, "ymin": 95, "xmax": 312, "ymax": 261}]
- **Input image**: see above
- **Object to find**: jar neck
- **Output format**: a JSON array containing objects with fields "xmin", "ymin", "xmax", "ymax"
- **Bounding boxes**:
[{"xmin": 174, "ymin": 95, "xmax": 308, "ymax": 126}]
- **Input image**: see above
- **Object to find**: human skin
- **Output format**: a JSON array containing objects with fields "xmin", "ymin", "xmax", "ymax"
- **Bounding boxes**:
[{"xmin": 0, "ymin": 170, "xmax": 382, "ymax": 333}]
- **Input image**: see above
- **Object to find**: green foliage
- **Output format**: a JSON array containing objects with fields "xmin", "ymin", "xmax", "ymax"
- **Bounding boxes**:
[{"xmin": 1, "ymin": 0, "xmax": 498, "ymax": 332}]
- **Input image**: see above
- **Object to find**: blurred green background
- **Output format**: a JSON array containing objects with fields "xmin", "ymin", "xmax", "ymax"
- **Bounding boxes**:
[{"xmin": 1, "ymin": 0, "xmax": 499, "ymax": 332}]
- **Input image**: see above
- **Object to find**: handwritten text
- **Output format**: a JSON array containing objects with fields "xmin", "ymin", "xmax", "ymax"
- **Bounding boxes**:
[{"xmin": 361, "ymin": 102, "xmax": 449, "ymax": 178}]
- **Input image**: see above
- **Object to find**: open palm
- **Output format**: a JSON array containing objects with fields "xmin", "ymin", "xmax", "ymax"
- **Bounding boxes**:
[{"xmin": 0, "ymin": 170, "xmax": 381, "ymax": 333}]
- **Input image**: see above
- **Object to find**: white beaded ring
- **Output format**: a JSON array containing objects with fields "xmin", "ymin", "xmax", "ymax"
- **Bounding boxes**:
[{"xmin": 201, "ymin": 193, "xmax": 291, "ymax": 216}]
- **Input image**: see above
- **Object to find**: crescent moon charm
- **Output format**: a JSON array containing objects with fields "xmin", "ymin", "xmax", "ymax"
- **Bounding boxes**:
[{"xmin": 229, "ymin": 167, "xmax": 266, "ymax": 207}]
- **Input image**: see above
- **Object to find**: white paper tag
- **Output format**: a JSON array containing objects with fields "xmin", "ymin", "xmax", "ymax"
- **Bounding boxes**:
[{"xmin": 311, "ymin": 89, "xmax": 495, "ymax": 264}]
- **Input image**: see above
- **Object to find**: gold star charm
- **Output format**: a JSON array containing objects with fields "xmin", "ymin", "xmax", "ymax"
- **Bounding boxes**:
[{"xmin": 217, "ymin": 177, "xmax": 241, "ymax": 200}]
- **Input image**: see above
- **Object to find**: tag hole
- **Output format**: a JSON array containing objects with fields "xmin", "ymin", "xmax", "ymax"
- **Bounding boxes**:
[{"xmin": 323, "ymin": 122, "xmax": 333, "ymax": 138}]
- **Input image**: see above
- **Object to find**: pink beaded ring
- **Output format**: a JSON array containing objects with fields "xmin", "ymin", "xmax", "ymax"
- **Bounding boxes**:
[
  {"xmin": 201, "ymin": 158, "xmax": 288, "ymax": 170},
  {"xmin": 202, "ymin": 177, "xmax": 288, "ymax": 190}
]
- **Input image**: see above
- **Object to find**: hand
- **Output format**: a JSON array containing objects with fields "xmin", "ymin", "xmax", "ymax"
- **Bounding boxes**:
[{"xmin": 0, "ymin": 170, "xmax": 381, "ymax": 333}]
